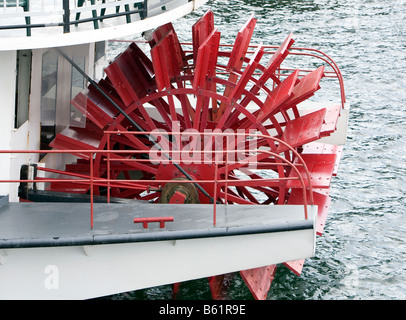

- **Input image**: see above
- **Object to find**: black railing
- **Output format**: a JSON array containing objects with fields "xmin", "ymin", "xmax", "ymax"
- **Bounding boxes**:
[
  {"xmin": 65, "ymin": 0, "xmax": 148, "ymax": 32},
  {"xmin": 0, "ymin": 0, "xmax": 192, "ymax": 36}
]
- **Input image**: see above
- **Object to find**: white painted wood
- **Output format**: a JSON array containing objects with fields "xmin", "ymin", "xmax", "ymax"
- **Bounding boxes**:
[
  {"xmin": 317, "ymin": 103, "xmax": 350, "ymax": 145},
  {"xmin": 0, "ymin": 201, "xmax": 317, "ymax": 299},
  {"xmin": 297, "ymin": 101, "xmax": 350, "ymax": 146},
  {"xmin": 0, "ymin": 227, "xmax": 316, "ymax": 299},
  {"xmin": 0, "ymin": 50, "xmax": 16, "ymax": 198},
  {"xmin": 0, "ymin": 0, "xmax": 208, "ymax": 51}
]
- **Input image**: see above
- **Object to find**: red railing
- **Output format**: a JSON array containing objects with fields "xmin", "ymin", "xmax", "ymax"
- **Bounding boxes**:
[
  {"xmin": 199, "ymin": 42, "xmax": 346, "ymax": 109},
  {"xmin": 0, "ymin": 132, "xmax": 314, "ymax": 230},
  {"xmin": 110, "ymin": 39, "xmax": 346, "ymax": 109}
]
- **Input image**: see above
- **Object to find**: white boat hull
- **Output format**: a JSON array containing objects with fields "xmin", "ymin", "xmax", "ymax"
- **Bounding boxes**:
[{"xmin": 0, "ymin": 225, "xmax": 315, "ymax": 299}]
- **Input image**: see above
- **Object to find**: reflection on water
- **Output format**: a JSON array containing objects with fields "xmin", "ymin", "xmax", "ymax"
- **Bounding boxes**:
[{"xmin": 107, "ymin": 0, "xmax": 406, "ymax": 300}]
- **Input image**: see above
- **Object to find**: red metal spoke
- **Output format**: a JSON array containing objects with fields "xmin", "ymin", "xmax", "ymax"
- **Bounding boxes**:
[
  {"xmin": 217, "ymin": 190, "xmax": 257, "ymax": 205},
  {"xmin": 193, "ymin": 28, "xmax": 221, "ymax": 130},
  {"xmin": 192, "ymin": 9, "xmax": 215, "ymax": 64},
  {"xmin": 214, "ymin": 15, "xmax": 257, "ymax": 122}
]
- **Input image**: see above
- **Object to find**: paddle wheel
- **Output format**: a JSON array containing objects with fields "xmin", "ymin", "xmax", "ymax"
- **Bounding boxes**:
[{"xmin": 41, "ymin": 10, "xmax": 345, "ymax": 300}]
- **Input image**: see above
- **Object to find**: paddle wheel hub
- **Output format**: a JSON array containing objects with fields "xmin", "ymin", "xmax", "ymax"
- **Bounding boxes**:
[
  {"xmin": 33, "ymin": 9, "xmax": 347, "ymax": 300},
  {"xmin": 157, "ymin": 163, "xmax": 217, "ymax": 204}
]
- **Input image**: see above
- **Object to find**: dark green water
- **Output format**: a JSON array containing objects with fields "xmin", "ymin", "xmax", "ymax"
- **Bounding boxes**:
[{"xmin": 108, "ymin": 0, "xmax": 406, "ymax": 300}]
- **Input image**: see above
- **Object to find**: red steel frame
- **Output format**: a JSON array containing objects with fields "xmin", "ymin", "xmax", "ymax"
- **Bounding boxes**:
[
  {"xmin": 195, "ymin": 42, "xmax": 346, "ymax": 108},
  {"xmin": 0, "ymin": 12, "xmax": 347, "ymax": 302},
  {"xmin": 110, "ymin": 39, "xmax": 346, "ymax": 110},
  {"xmin": 0, "ymin": 15, "xmax": 345, "ymax": 232},
  {"xmin": 0, "ymin": 130, "xmax": 314, "ymax": 229},
  {"xmin": 0, "ymin": 40, "xmax": 343, "ymax": 230}
]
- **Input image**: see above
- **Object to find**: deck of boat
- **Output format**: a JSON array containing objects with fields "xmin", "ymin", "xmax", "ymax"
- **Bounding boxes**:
[
  {"xmin": 0, "ymin": 195, "xmax": 316, "ymax": 249},
  {"xmin": 0, "ymin": 194, "xmax": 317, "ymax": 299}
]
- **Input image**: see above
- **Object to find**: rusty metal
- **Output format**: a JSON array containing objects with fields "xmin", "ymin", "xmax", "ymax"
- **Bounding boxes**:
[{"xmin": 159, "ymin": 177, "xmax": 200, "ymax": 204}]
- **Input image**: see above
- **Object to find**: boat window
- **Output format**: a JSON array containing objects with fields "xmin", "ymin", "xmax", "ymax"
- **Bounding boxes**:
[
  {"xmin": 40, "ymin": 50, "xmax": 58, "ymax": 149},
  {"xmin": 95, "ymin": 41, "xmax": 106, "ymax": 62},
  {"xmin": 94, "ymin": 41, "xmax": 107, "ymax": 80},
  {"xmin": 70, "ymin": 56, "xmax": 87, "ymax": 127},
  {"xmin": 15, "ymin": 50, "xmax": 32, "ymax": 128}
]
